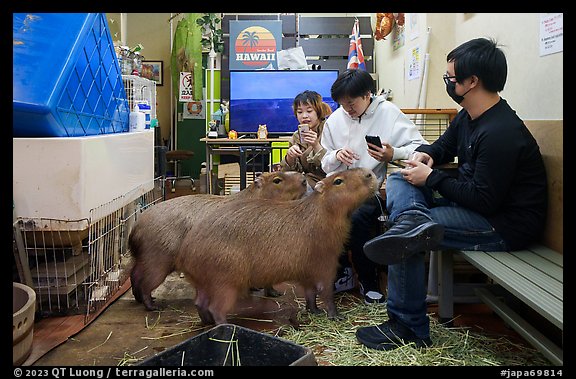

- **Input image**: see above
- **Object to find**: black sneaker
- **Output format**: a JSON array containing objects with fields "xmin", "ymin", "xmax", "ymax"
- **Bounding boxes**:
[
  {"xmin": 356, "ymin": 320, "xmax": 432, "ymax": 351},
  {"xmin": 363, "ymin": 214, "xmax": 444, "ymax": 265}
]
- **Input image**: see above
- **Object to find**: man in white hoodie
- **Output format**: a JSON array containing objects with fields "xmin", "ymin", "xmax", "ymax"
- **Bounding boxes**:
[{"xmin": 321, "ymin": 68, "xmax": 428, "ymax": 305}]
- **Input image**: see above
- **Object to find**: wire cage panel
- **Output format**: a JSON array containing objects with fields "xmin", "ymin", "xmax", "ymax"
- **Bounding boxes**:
[
  {"xmin": 13, "ymin": 178, "xmax": 163, "ymax": 323},
  {"xmin": 122, "ymin": 75, "xmax": 157, "ymax": 120}
]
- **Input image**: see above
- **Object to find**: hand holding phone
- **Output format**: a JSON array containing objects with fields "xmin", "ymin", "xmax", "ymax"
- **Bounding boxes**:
[
  {"xmin": 298, "ymin": 124, "xmax": 310, "ymax": 143},
  {"xmin": 365, "ymin": 135, "xmax": 383, "ymax": 149}
]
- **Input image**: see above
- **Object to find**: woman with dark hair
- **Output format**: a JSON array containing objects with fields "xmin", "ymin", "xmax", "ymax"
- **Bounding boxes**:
[{"xmin": 280, "ymin": 90, "xmax": 333, "ymax": 187}]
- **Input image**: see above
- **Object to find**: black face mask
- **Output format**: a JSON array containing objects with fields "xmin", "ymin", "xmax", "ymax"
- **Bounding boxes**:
[{"xmin": 445, "ymin": 80, "xmax": 472, "ymax": 104}]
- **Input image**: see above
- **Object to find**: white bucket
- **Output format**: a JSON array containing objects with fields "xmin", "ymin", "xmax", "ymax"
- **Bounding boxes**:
[{"xmin": 13, "ymin": 282, "xmax": 36, "ymax": 365}]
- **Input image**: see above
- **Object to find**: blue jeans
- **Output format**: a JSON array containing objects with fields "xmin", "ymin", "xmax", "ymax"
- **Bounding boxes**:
[{"xmin": 384, "ymin": 172, "xmax": 508, "ymax": 339}]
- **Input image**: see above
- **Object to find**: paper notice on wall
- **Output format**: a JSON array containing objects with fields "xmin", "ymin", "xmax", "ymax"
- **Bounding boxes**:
[
  {"xmin": 409, "ymin": 13, "xmax": 419, "ymax": 40},
  {"xmin": 407, "ymin": 46, "xmax": 420, "ymax": 81},
  {"xmin": 179, "ymin": 72, "xmax": 193, "ymax": 102},
  {"xmin": 540, "ymin": 13, "xmax": 563, "ymax": 57}
]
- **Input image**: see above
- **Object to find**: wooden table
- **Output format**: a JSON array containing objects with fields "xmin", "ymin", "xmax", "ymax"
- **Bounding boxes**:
[{"xmin": 200, "ymin": 137, "xmax": 292, "ymax": 194}]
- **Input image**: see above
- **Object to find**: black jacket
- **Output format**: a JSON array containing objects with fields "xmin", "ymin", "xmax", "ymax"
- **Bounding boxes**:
[{"xmin": 417, "ymin": 98, "xmax": 548, "ymax": 250}]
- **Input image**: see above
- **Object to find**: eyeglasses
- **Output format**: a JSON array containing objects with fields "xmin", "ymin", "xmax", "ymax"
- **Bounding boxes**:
[{"xmin": 443, "ymin": 74, "xmax": 457, "ymax": 85}]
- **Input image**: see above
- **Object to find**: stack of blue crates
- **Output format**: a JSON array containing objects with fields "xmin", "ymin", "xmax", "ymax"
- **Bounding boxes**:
[{"xmin": 13, "ymin": 13, "xmax": 130, "ymax": 137}]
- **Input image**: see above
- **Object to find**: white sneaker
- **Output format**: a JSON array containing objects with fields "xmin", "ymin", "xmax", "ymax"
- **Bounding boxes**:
[
  {"xmin": 364, "ymin": 290, "xmax": 386, "ymax": 305},
  {"xmin": 334, "ymin": 267, "xmax": 356, "ymax": 293},
  {"xmin": 359, "ymin": 283, "xmax": 386, "ymax": 305}
]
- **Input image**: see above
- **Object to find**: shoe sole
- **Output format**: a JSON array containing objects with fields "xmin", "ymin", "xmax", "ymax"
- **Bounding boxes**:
[
  {"xmin": 363, "ymin": 222, "xmax": 444, "ymax": 265},
  {"xmin": 357, "ymin": 337, "xmax": 432, "ymax": 351},
  {"xmin": 364, "ymin": 299, "xmax": 387, "ymax": 305},
  {"xmin": 356, "ymin": 328, "xmax": 432, "ymax": 351}
]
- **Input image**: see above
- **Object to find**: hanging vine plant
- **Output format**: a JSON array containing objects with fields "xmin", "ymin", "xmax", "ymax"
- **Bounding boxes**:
[{"xmin": 196, "ymin": 13, "xmax": 224, "ymax": 54}]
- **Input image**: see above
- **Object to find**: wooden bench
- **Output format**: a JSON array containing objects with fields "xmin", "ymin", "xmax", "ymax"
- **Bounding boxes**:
[{"xmin": 432, "ymin": 120, "xmax": 563, "ymax": 365}]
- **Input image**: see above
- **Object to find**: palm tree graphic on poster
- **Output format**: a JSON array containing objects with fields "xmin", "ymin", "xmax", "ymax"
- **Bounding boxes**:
[
  {"xmin": 229, "ymin": 20, "xmax": 281, "ymax": 69},
  {"xmin": 241, "ymin": 30, "xmax": 259, "ymax": 53}
]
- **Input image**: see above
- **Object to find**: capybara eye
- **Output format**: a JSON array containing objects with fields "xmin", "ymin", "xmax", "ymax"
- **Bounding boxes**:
[
  {"xmin": 273, "ymin": 177, "xmax": 282, "ymax": 184},
  {"xmin": 333, "ymin": 178, "xmax": 344, "ymax": 185}
]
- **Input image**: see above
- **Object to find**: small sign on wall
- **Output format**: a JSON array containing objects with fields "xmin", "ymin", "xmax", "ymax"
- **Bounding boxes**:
[
  {"xmin": 183, "ymin": 101, "xmax": 205, "ymax": 119},
  {"xmin": 407, "ymin": 46, "xmax": 421, "ymax": 81},
  {"xmin": 179, "ymin": 72, "xmax": 193, "ymax": 102},
  {"xmin": 540, "ymin": 13, "xmax": 563, "ymax": 57}
]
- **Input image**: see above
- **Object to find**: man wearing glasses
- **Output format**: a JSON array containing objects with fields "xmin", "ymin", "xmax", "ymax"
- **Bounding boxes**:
[{"xmin": 355, "ymin": 37, "xmax": 548, "ymax": 351}]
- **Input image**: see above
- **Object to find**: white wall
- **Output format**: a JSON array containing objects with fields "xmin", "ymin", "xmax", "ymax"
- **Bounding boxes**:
[{"xmin": 374, "ymin": 13, "xmax": 563, "ymax": 120}]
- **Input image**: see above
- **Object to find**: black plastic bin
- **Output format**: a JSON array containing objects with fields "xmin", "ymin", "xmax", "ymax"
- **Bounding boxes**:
[{"xmin": 137, "ymin": 324, "xmax": 317, "ymax": 366}]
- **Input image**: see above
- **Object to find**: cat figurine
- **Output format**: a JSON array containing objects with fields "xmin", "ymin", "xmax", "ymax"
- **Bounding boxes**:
[{"xmin": 257, "ymin": 124, "xmax": 268, "ymax": 139}]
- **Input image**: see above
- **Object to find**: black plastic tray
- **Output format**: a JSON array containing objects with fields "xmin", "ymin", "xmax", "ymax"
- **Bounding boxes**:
[{"xmin": 137, "ymin": 323, "xmax": 317, "ymax": 366}]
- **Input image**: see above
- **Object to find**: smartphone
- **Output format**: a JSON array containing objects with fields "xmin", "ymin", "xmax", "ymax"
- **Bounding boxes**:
[
  {"xmin": 365, "ymin": 135, "xmax": 383, "ymax": 149},
  {"xmin": 298, "ymin": 124, "xmax": 310, "ymax": 143}
]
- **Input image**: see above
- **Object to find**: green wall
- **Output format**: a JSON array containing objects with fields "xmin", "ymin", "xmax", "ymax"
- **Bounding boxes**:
[{"xmin": 175, "ymin": 109, "xmax": 205, "ymax": 179}]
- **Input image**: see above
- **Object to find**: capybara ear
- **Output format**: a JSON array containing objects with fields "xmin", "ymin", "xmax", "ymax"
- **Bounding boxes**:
[
  {"xmin": 254, "ymin": 175, "xmax": 264, "ymax": 188},
  {"xmin": 314, "ymin": 181, "xmax": 325, "ymax": 193},
  {"xmin": 255, "ymin": 172, "xmax": 263, "ymax": 178}
]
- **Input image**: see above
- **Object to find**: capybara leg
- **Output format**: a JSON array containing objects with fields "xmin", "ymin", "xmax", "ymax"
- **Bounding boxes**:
[
  {"xmin": 318, "ymin": 283, "xmax": 341, "ymax": 319},
  {"xmin": 304, "ymin": 287, "xmax": 322, "ymax": 314},
  {"xmin": 130, "ymin": 264, "xmax": 143, "ymax": 303},
  {"xmin": 208, "ymin": 287, "xmax": 238, "ymax": 325},
  {"xmin": 195, "ymin": 289, "xmax": 215, "ymax": 325},
  {"xmin": 139, "ymin": 269, "xmax": 171, "ymax": 311}
]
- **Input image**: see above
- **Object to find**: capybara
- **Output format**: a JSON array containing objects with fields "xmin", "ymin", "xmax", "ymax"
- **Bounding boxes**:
[
  {"xmin": 168, "ymin": 168, "xmax": 378, "ymax": 325},
  {"xmin": 129, "ymin": 171, "xmax": 307, "ymax": 306}
]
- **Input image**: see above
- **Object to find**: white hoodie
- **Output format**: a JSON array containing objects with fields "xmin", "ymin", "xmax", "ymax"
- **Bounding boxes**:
[{"xmin": 321, "ymin": 95, "xmax": 429, "ymax": 186}]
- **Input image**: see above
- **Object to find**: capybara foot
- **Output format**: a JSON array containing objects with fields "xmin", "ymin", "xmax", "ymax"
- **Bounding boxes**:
[
  {"xmin": 197, "ymin": 307, "xmax": 215, "ymax": 325},
  {"xmin": 145, "ymin": 303, "xmax": 161, "ymax": 311},
  {"xmin": 264, "ymin": 286, "xmax": 283, "ymax": 297},
  {"xmin": 307, "ymin": 307, "xmax": 324, "ymax": 315},
  {"xmin": 328, "ymin": 312, "xmax": 344, "ymax": 321},
  {"xmin": 143, "ymin": 297, "xmax": 160, "ymax": 311}
]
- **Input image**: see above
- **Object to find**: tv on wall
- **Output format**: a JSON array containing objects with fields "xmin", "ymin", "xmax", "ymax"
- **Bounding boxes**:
[{"xmin": 228, "ymin": 70, "xmax": 339, "ymax": 136}]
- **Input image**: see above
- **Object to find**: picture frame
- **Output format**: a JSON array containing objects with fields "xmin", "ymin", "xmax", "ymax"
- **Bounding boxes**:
[{"xmin": 141, "ymin": 60, "xmax": 163, "ymax": 86}]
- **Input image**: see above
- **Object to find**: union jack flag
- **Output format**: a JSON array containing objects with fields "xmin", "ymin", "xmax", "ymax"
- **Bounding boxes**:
[{"xmin": 347, "ymin": 18, "xmax": 366, "ymax": 70}]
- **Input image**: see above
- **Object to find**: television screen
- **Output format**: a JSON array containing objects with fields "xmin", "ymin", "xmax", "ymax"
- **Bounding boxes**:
[{"xmin": 229, "ymin": 70, "xmax": 339, "ymax": 136}]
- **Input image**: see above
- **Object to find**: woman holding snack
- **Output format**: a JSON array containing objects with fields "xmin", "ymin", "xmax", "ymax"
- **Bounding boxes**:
[{"xmin": 279, "ymin": 90, "xmax": 333, "ymax": 188}]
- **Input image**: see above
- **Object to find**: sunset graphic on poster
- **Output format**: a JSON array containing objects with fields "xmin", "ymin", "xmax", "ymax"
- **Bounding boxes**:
[
  {"xmin": 234, "ymin": 26, "xmax": 277, "ymax": 68},
  {"xmin": 230, "ymin": 20, "xmax": 282, "ymax": 70}
]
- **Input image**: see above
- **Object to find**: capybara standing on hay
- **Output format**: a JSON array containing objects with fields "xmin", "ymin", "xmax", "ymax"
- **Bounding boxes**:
[
  {"xmin": 129, "ymin": 171, "xmax": 307, "ymax": 307},
  {"xmin": 171, "ymin": 168, "xmax": 378, "ymax": 325}
]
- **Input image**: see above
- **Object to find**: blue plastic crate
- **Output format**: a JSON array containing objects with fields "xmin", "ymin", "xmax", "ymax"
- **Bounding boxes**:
[{"xmin": 13, "ymin": 13, "xmax": 129, "ymax": 137}]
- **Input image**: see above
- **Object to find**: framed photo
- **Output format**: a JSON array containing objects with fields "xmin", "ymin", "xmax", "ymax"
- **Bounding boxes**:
[{"xmin": 141, "ymin": 60, "xmax": 163, "ymax": 86}]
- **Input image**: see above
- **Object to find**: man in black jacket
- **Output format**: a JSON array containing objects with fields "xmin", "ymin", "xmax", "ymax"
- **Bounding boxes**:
[{"xmin": 356, "ymin": 37, "xmax": 548, "ymax": 351}]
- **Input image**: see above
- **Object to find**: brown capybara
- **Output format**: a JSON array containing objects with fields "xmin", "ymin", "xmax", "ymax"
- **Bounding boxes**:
[
  {"xmin": 169, "ymin": 168, "xmax": 377, "ymax": 325},
  {"xmin": 129, "ymin": 171, "xmax": 307, "ymax": 306}
]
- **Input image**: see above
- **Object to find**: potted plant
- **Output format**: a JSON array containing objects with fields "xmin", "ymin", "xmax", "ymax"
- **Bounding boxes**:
[{"xmin": 196, "ymin": 13, "xmax": 224, "ymax": 54}]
